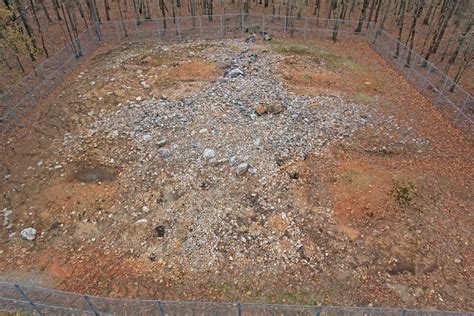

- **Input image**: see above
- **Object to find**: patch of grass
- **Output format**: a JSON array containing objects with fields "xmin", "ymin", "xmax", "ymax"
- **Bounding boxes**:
[
  {"xmin": 353, "ymin": 92, "xmax": 375, "ymax": 104},
  {"xmin": 390, "ymin": 181, "xmax": 416, "ymax": 208},
  {"xmin": 341, "ymin": 170, "xmax": 371, "ymax": 187},
  {"xmin": 270, "ymin": 41, "xmax": 363, "ymax": 71}
]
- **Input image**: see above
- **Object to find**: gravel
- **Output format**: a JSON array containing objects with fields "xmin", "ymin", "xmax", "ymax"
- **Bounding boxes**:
[{"xmin": 62, "ymin": 39, "xmax": 375, "ymax": 271}]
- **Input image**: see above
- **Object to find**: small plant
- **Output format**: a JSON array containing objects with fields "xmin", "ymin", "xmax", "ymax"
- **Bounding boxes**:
[{"xmin": 390, "ymin": 181, "xmax": 416, "ymax": 208}]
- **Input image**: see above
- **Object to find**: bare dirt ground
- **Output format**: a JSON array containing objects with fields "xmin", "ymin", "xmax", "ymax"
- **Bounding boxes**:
[{"xmin": 0, "ymin": 35, "xmax": 472, "ymax": 311}]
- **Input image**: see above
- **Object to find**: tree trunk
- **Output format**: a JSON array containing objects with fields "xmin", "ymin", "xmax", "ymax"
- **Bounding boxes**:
[
  {"xmin": 14, "ymin": 0, "xmax": 38, "ymax": 53},
  {"xmin": 355, "ymin": 0, "xmax": 369, "ymax": 32},
  {"xmin": 117, "ymin": 0, "xmax": 128, "ymax": 36},
  {"xmin": 332, "ymin": 0, "xmax": 346, "ymax": 41},
  {"xmin": 366, "ymin": 0, "xmax": 377, "ymax": 28},
  {"xmin": 449, "ymin": 43, "xmax": 472, "ymax": 92},
  {"xmin": 444, "ymin": 16, "xmax": 472, "ymax": 75},
  {"xmin": 348, "ymin": 0, "xmax": 356, "ymax": 19},
  {"xmin": 103, "ymin": 0, "xmax": 111, "ymax": 20},
  {"xmin": 75, "ymin": 0, "xmax": 89, "ymax": 27},
  {"xmin": 29, "ymin": 0, "xmax": 49, "ymax": 57},
  {"xmin": 159, "ymin": 0, "xmax": 167, "ymax": 29},
  {"xmin": 439, "ymin": 19, "xmax": 459, "ymax": 62},
  {"xmin": 373, "ymin": 0, "xmax": 383, "ymax": 23},
  {"xmin": 190, "ymin": 0, "xmax": 196, "ymax": 28},
  {"xmin": 420, "ymin": 0, "xmax": 440, "ymax": 54},
  {"xmin": 405, "ymin": 0, "xmax": 423, "ymax": 66},
  {"xmin": 373, "ymin": 0, "xmax": 391, "ymax": 43},
  {"xmin": 394, "ymin": 0, "xmax": 406, "ymax": 58},
  {"xmin": 38, "ymin": 0, "xmax": 52, "ymax": 23},
  {"xmin": 52, "ymin": 0, "xmax": 62, "ymax": 20},
  {"xmin": 423, "ymin": 0, "xmax": 457, "ymax": 65}
]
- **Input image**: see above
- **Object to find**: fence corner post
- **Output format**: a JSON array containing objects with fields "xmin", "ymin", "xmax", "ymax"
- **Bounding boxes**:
[
  {"xmin": 14, "ymin": 284, "xmax": 43, "ymax": 315},
  {"xmin": 158, "ymin": 300, "xmax": 165, "ymax": 316}
]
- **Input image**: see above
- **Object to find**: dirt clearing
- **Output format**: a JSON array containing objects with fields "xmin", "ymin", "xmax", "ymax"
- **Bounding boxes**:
[{"xmin": 0, "ymin": 36, "xmax": 472, "ymax": 311}]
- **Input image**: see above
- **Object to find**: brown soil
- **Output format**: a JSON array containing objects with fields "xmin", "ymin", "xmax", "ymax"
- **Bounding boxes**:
[{"xmin": 0, "ymin": 37, "xmax": 472, "ymax": 312}]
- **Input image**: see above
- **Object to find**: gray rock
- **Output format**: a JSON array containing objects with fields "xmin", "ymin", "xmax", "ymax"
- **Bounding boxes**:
[
  {"xmin": 228, "ymin": 68, "xmax": 245, "ymax": 78},
  {"xmin": 263, "ymin": 33, "xmax": 272, "ymax": 41},
  {"xmin": 143, "ymin": 134, "xmax": 153, "ymax": 141},
  {"xmin": 203, "ymin": 148, "xmax": 216, "ymax": 160},
  {"xmin": 159, "ymin": 148, "xmax": 172, "ymax": 158},
  {"xmin": 236, "ymin": 163, "xmax": 249, "ymax": 176},
  {"xmin": 156, "ymin": 139, "xmax": 167, "ymax": 147},
  {"xmin": 140, "ymin": 81, "xmax": 150, "ymax": 89},
  {"xmin": 21, "ymin": 227, "xmax": 37, "ymax": 241},
  {"xmin": 2, "ymin": 208, "xmax": 12, "ymax": 226},
  {"xmin": 289, "ymin": 171, "xmax": 299, "ymax": 179}
]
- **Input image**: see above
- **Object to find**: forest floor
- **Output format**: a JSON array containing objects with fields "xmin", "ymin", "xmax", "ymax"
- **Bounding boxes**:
[{"xmin": 0, "ymin": 35, "xmax": 472, "ymax": 311}]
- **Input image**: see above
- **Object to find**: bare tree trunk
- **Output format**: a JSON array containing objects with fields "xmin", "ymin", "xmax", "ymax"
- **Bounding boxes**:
[
  {"xmin": 53, "ymin": 0, "xmax": 62, "ymax": 20},
  {"xmin": 132, "ymin": 0, "xmax": 142, "ymax": 24},
  {"xmin": 117, "ymin": 0, "xmax": 128, "ymax": 36},
  {"xmin": 439, "ymin": 19, "xmax": 459, "ymax": 62},
  {"xmin": 420, "ymin": 0, "xmax": 440, "ymax": 54},
  {"xmin": 14, "ymin": 0, "xmax": 38, "ymax": 55},
  {"xmin": 159, "ymin": 0, "xmax": 167, "ymax": 29},
  {"xmin": 348, "ymin": 0, "xmax": 356, "ymax": 19},
  {"xmin": 38, "ymin": 0, "xmax": 52, "ymax": 22},
  {"xmin": 366, "ymin": 0, "xmax": 377, "ymax": 28},
  {"xmin": 29, "ymin": 0, "xmax": 49, "ymax": 57},
  {"xmin": 65, "ymin": 0, "xmax": 82, "ymax": 57},
  {"xmin": 405, "ymin": 0, "xmax": 423, "ymax": 66},
  {"xmin": 422, "ymin": 0, "xmax": 457, "ymax": 65},
  {"xmin": 103, "ymin": 0, "xmax": 111, "ymax": 20},
  {"xmin": 373, "ymin": 0, "xmax": 391, "ymax": 43},
  {"xmin": 444, "ymin": 16, "xmax": 472, "ymax": 75},
  {"xmin": 373, "ymin": 0, "xmax": 383, "ymax": 23},
  {"xmin": 394, "ymin": 0, "xmax": 406, "ymax": 58},
  {"xmin": 332, "ymin": 0, "xmax": 346, "ymax": 41},
  {"xmin": 75, "ymin": 0, "xmax": 89, "ymax": 27},
  {"xmin": 422, "ymin": 0, "xmax": 435, "ymax": 24},
  {"xmin": 16, "ymin": 54, "xmax": 25, "ymax": 72},
  {"xmin": 355, "ymin": 0, "xmax": 369, "ymax": 32},
  {"xmin": 190, "ymin": 0, "xmax": 196, "ymax": 28},
  {"xmin": 449, "ymin": 43, "xmax": 472, "ymax": 92}
]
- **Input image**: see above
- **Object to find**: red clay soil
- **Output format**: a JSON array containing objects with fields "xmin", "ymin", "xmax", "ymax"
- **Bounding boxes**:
[{"xmin": 0, "ymin": 37, "xmax": 472, "ymax": 311}]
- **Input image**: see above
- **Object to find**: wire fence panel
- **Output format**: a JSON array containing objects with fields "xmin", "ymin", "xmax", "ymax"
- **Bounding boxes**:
[
  {"xmin": 0, "ymin": 14, "xmax": 472, "ymax": 136},
  {"xmin": 0, "ymin": 282, "xmax": 472, "ymax": 316}
]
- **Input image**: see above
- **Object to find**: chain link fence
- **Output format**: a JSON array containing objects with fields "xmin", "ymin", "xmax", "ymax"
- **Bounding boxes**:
[
  {"xmin": 0, "ymin": 13, "xmax": 472, "ymax": 139},
  {"xmin": 0, "ymin": 281, "xmax": 472, "ymax": 315}
]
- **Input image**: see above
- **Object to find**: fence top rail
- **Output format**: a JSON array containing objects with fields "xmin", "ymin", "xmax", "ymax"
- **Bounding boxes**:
[
  {"xmin": 0, "ymin": 281, "xmax": 472, "ymax": 315},
  {"xmin": 105, "ymin": 15, "xmax": 364, "ymax": 24}
]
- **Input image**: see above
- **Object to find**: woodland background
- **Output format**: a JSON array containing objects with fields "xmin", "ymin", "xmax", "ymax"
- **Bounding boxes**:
[{"xmin": 0, "ymin": 0, "xmax": 472, "ymax": 93}]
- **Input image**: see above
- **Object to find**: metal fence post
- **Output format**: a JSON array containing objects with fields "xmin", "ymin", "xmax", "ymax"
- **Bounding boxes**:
[
  {"xmin": 304, "ymin": 17, "xmax": 308, "ymax": 38},
  {"xmin": 14, "ymin": 284, "xmax": 43, "ymax": 315},
  {"xmin": 434, "ymin": 77, "xmax": 448, "ymax": 107},
  {"xmin": 314, "ymin": 306, "xmax": 321, "ymax": 316},
  {"xmin": 199, "ymin": 15, "xmax": 203, "ymax": 38},
  {"xmin": 237, "ymin": 302, "xmax": 242, "ymax": 316},
  {"xmin": 158, "ymin": 301, "xmax": 165, "ymax": 316},
  {"xmin": 453, "ymin": 96, "xmax": 470, "ymax": 126},
  {"xmin": 114, "ymin": 21, "xmax": 120, "ymax": 41},
  {"xmin": 84, "ymin": 295, "xmax": 99, "ymax": 316},
  {"xmin": 177, "ymin": 17, "xmax": 181, "ymax": 40},
  {"xmin": 156, "ymin": 19, "xmax": 162, "ymax": 41},
  {"xmin": 220, "ymin": 15, "xmax": 224, "ymax": 37}
]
